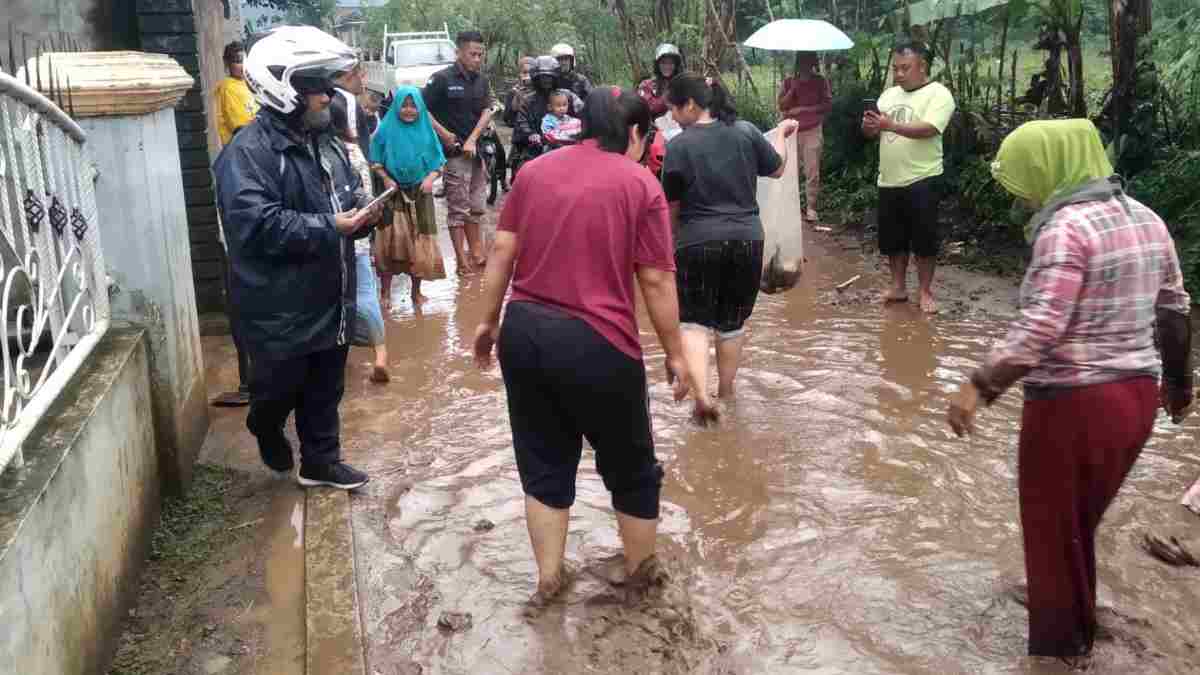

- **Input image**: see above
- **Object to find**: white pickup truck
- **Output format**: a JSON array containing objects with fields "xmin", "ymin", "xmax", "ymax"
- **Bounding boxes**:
[{"xmin": 362, "ymin": 25, "xmax": 457, "ymax": 96}]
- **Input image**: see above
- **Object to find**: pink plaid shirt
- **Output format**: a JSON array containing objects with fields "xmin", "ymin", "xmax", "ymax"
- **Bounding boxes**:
[{"xmin": 985, "ymin": 195, "xmax": 1190, "ymax": 389}]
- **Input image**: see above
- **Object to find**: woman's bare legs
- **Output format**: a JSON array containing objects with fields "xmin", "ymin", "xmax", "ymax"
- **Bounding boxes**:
[
  {"xmin": 681, "ymin": 327, "xmax": 718, "ymax": 422},
  {"xmin": 379, "ymin": 272, "xmax": 393, "ymax": 313},
  {"xmin": 715, "ymin": 334, "xmax": 745, "ymax": 398},
  {"xmin": 410, "ymin": 274, "xmax": 426, "ymax": 305},
  {"xmin": 370, "ymin": 341, "xmax": 390, "ymax": 383}
]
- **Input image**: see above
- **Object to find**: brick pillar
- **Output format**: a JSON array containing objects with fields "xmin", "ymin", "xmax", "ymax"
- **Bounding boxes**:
[{"xmin": 136, "ymin": 0, "xmax": 226, "ymax": 315}]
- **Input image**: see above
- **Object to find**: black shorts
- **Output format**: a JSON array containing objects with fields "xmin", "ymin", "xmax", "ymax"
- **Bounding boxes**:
[
  {"xmin": 497, "ymin": 301, "xmax": 663, "ymax": 520},
  {"xmin": 676, "ymin": 240, "xmax": 764, "ymax": 338},
  {"xmin": 877, "ymin": 176, "xmax": 942, "ymax": 258}
]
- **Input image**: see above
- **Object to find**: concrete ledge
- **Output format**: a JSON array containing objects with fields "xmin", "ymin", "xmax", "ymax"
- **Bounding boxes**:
[
  {"xmin": 306, "ymin": 490, "xmax": 367, "ymax": 675},
  {"xmin": 0, "ymin": 327, "xmax": 156, "ymax": 674}
]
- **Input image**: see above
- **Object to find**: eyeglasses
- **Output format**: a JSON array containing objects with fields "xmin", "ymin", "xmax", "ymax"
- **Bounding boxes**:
[{"xmin": 292, "ymin": 75, "xmax": 336, "ymax": 97}]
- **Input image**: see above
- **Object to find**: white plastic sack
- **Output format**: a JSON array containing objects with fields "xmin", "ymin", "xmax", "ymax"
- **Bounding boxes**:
[
  {"xmin": 757, "ymin": 126, "xmax": 804, "ymax": 294},
  {"xmin": 655, "ymin": 112, "xmax": 683, "ymax": 142}
]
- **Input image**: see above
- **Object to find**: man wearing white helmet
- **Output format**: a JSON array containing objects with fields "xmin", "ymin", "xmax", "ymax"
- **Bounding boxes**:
[
  {"xmin": 551, "ymin": 42, "xmax": 592, "ymax": 101},
  {"xmin": 213, "ymin": 25, "xmax": 381, "ymax": 490}
]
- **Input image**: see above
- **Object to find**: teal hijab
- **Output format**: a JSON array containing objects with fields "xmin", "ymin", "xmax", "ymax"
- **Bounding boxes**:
[{"xmin": 369, "ymin": 86, "xmax": 445, "ymax": 186}]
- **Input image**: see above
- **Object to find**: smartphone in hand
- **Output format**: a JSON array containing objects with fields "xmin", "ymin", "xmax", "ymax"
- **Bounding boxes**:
[
  {"xmin": 361, "ymin": 186, "xmax": 397, "ymax": 213},
  {"xmin": 863, "ymin": 99, "xmax": 879, "ymax": 114}
]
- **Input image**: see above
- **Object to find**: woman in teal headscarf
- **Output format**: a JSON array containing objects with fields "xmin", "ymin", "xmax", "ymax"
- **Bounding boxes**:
[
  {"xmin": 370, "ymin": 85, "xmax": 446, "ymax": 306},
  {"xmin": 946, "ymin": 119, "xmax": 1194, "ymax": 658}
]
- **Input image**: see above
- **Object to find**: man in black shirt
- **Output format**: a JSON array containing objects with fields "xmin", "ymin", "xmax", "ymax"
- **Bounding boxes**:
[
  {"xmin": 423, "ymin": 30, "xmax": 494, "ymax": 274},
  {"xmin": 550, "ymin": 43, "xmax": 592, "ymax": 101}
]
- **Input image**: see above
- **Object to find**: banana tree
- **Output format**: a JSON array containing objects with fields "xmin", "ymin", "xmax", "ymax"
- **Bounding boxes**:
[{"xmin": 1031, "ymin": 0, "xmax": 1086, "ymax": 116}]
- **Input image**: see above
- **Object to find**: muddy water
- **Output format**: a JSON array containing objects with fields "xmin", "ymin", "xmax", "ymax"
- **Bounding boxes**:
[{"xmin": 335, "ymin": 211, "xmax": 1200, "ymax": 674}]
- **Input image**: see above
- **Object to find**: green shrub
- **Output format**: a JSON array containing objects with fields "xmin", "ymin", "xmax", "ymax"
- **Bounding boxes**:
[{"xmin": 1128, "ymin": 149, "xmax": 1200, "ymax": 295}]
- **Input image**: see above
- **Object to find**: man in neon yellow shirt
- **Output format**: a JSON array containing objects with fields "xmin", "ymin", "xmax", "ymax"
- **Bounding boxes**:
[
  {"xmin": 211, "ymin": 40, "xmax": 259, "ymax": 407},
  {"xmin": 215, "ymin": 41, "xmax": 258, "ymax": 146},
  {"xmin": 862, "ymin": 43, "xmax": 955, "ymax": 314}
]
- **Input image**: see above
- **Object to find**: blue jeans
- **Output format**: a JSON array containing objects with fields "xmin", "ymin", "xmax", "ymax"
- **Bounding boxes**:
[{"xmin": 352, "ymin": 252, "xmax": 385, "ymax": 347}]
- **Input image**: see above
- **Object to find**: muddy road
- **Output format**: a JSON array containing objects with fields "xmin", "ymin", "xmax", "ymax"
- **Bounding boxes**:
[{"xmin": 316, "ymin": 202, "xmax": 1200, "ymax": 674}]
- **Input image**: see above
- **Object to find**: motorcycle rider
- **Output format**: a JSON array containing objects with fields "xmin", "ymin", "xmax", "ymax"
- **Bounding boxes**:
[
  {"xmin": 550, "ymin": 43, "xmax": 592, "ymax": 101},
  {"xmin": 512, "ymin": 56, "xmax": 571, "ymax": 173},
  {"xmin": 638, "ymin": 43, "xmax": 683, "ymax": 117},
  {"xmin": 213, "ymin": 25, "xmax": 378, "ymax": 489}
]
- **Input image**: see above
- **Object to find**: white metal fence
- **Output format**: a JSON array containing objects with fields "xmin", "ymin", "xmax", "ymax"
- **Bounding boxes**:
[{"xmin": 0, "ymin": 72, "xmax": 110, "ymax": 475}]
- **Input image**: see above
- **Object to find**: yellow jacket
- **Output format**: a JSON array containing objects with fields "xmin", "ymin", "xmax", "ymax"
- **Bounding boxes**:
[{"xmin": 215, "ymin": 77, "xmax": 258, "ymax": 146}]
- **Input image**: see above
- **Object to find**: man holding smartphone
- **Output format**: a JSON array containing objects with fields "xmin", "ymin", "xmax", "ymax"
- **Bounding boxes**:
[
  {"xmin": 214, "ymin": 26, "xmax": 380, "ymax": 489},
  {"xmin": 862, "ymin": 42, "xmax": 956, "ymax": 314}
]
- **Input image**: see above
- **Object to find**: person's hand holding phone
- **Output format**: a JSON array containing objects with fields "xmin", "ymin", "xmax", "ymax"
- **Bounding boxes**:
[
  {"xmin": 862, "ymin": 110, "xmax": 882, "ymax": 136},
  {"xmin": 334, "ymin": 208, "xmax": 373, "ymax": 236}
]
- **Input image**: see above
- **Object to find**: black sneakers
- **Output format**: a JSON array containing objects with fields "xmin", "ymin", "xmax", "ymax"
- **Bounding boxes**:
[
  {"xmin": 259, "ymin": 437, "xmax": 295, "ymax": 474},
  {"xmin": 297, "ymin": 462, "xmax": 370, "ymax": 490}
]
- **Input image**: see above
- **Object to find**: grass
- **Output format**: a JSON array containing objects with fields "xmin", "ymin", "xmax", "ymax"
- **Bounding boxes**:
[
  {"xmin": 148, "ymin": 464, "xmax": 242, "ymax": 566},
  {"xmin": 107, "ymin": 464, "xmax": 249, "ymax": 675}
]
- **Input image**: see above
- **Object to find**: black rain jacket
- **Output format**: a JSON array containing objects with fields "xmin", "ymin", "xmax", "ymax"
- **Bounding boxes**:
[{"xmin": 213, "ymin": 110, "xmax": 367, "ymax": 361}]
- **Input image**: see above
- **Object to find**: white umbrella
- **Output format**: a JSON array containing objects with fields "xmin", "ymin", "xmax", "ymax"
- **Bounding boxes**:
[{"xmin": 744, "ymin": 19, "xmax": 855, "ymax": 52}]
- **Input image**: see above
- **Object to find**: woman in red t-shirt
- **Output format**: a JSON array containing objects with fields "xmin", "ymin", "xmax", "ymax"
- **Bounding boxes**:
[
  {"xmin": 472, "ymin": 88, "xmax": 695, "ymax": 613},
  {"xmin": 777, "ymin": 52, "xmax": 833, "ymax": 222}
]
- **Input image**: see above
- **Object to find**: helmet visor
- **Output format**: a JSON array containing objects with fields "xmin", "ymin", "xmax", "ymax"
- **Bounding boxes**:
[{"xmin": 291, "ymin": 56, "xmax": 359, "ymax": 95}]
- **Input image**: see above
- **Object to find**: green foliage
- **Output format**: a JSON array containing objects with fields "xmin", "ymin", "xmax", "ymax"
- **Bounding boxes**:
[
  {"xmin": 1128, "ymin": 150, "xmax": 1200, "ymax": 295},
  {"xmin": 244, "ymin": 0, "xmax": 337, "ymax": 29},
  {"xmin": 733, "ymin": 79, "xmax": 778, "ymax": 132}
]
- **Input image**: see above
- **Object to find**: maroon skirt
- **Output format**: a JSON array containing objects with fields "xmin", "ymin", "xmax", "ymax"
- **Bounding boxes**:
[{"xmin": 1017, "ymin": 376, "xmax": 1158, "ymax": 657}]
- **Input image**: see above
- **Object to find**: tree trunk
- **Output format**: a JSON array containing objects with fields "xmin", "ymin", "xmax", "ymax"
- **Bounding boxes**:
[
  {"xmin": 608, "ymin": 0, "xmax": 645, "ymax": 82},
  {"xmin": 1066, "ymin": 36, "xmax": 1086, "ymax": 116},
  {"xmin": 702, "ymin": 0, "xmax": 758, "ymax": 93},
  {"xmin": 1110, "ymin": 0, "xmax": 1140, "ymax": 139},
  {"xmin": 1041, "ymin": 42, "xmax": 1067, "ymax": 117},
  {"xmin": 655, "ymin": 0, "xmax": 674, "ymax": 34},
  {"xmin": 1065, "ymin": 8, "xmax": 1087, "ymax": 116},
  {"xmin": 997, "ymin": 6, "xmax": 1010, "ymax": 109}
]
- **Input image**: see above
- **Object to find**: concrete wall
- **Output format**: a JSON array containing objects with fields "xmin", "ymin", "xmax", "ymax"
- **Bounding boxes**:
[
  {"xmin": 82, "ymin": 107, "xmax": 210, "ymax": 495},
  {"xmin": 0, "ymin": 328, "xmax": 156, "ymax": 675}
]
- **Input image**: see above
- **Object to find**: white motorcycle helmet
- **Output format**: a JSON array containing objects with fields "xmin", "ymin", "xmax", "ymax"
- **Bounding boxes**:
[
  {"xmin": 243, "ymin": 25, "xmax": 359, "ymax": 116},
  {"xmin": 550, "ymin": 43, "xmax": 576, "ymax": 71}
]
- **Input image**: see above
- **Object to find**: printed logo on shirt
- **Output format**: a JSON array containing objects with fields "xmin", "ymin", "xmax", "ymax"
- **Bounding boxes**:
[{"xmin": 882, "ymin": 104, "xmax": 915, "ymax": 144}]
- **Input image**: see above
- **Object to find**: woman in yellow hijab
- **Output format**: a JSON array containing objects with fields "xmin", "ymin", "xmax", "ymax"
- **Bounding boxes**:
[{"xmin": 947, "ymin": 119, "xmax": 1194, "ymax": 658}]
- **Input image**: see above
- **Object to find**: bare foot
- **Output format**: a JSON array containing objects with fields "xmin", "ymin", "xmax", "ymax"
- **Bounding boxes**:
[
  {"xmin": 693, "ymin": 398, "xmax": 720, "ymax": 426},
  {"xmin": 474, "ymin": 257, "xmax": 487, "ymax": 270},
  {"xmin": 1180, "ymin": 477, "xmax": 1200, "ymax": 515},
  {"xmin": 881, "ymin": 288, "xmax": 909, "ymax": 304},
  {"xmin": 523, "ymin": 564, "xmax": 575, "ymax": 618},
  {"xmin": 411, "ymin": 292, "xmax": 427, "ymax": 305},
  {"xmin": 370, "ymin": 365, "xmax": 390, "ymax": 384},
  {"xmin": 622, "ymin": 554, "xmax": 669, "ymax": 606},
  {"xmin": 919, "ymin": 293, "xmax": 939, "ymax": 314}
]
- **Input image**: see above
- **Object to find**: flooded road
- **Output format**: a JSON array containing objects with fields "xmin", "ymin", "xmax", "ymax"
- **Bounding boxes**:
[{"xmin": 321, "ymin": 205, "xmax": 1200, "ymax": 674}]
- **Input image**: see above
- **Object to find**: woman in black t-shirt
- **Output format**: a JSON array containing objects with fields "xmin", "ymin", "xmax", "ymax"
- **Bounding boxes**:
[{"xmin": 661, "ymin": 75, "xmax": 798, "ymax": 420}]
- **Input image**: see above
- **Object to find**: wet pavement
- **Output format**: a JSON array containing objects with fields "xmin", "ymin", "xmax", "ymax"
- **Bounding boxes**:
[{"xmin": 202, "ymin": 197, "xmax": 1200, "ymax": 674}]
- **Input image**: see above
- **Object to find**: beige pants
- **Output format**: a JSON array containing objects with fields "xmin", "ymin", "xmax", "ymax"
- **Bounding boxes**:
[
  {"xmin": 444, "ymin": 153, "xmax": 487, "ymax": 228},
  {"xmin": 795, "ymin": 125, "xmax": 823, "ymax": 216}
]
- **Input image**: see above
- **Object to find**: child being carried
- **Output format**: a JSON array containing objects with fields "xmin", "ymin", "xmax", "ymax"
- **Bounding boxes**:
[{"xmin": 540, "ymin": 90, "xmax": 583, "ymax": 149}]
